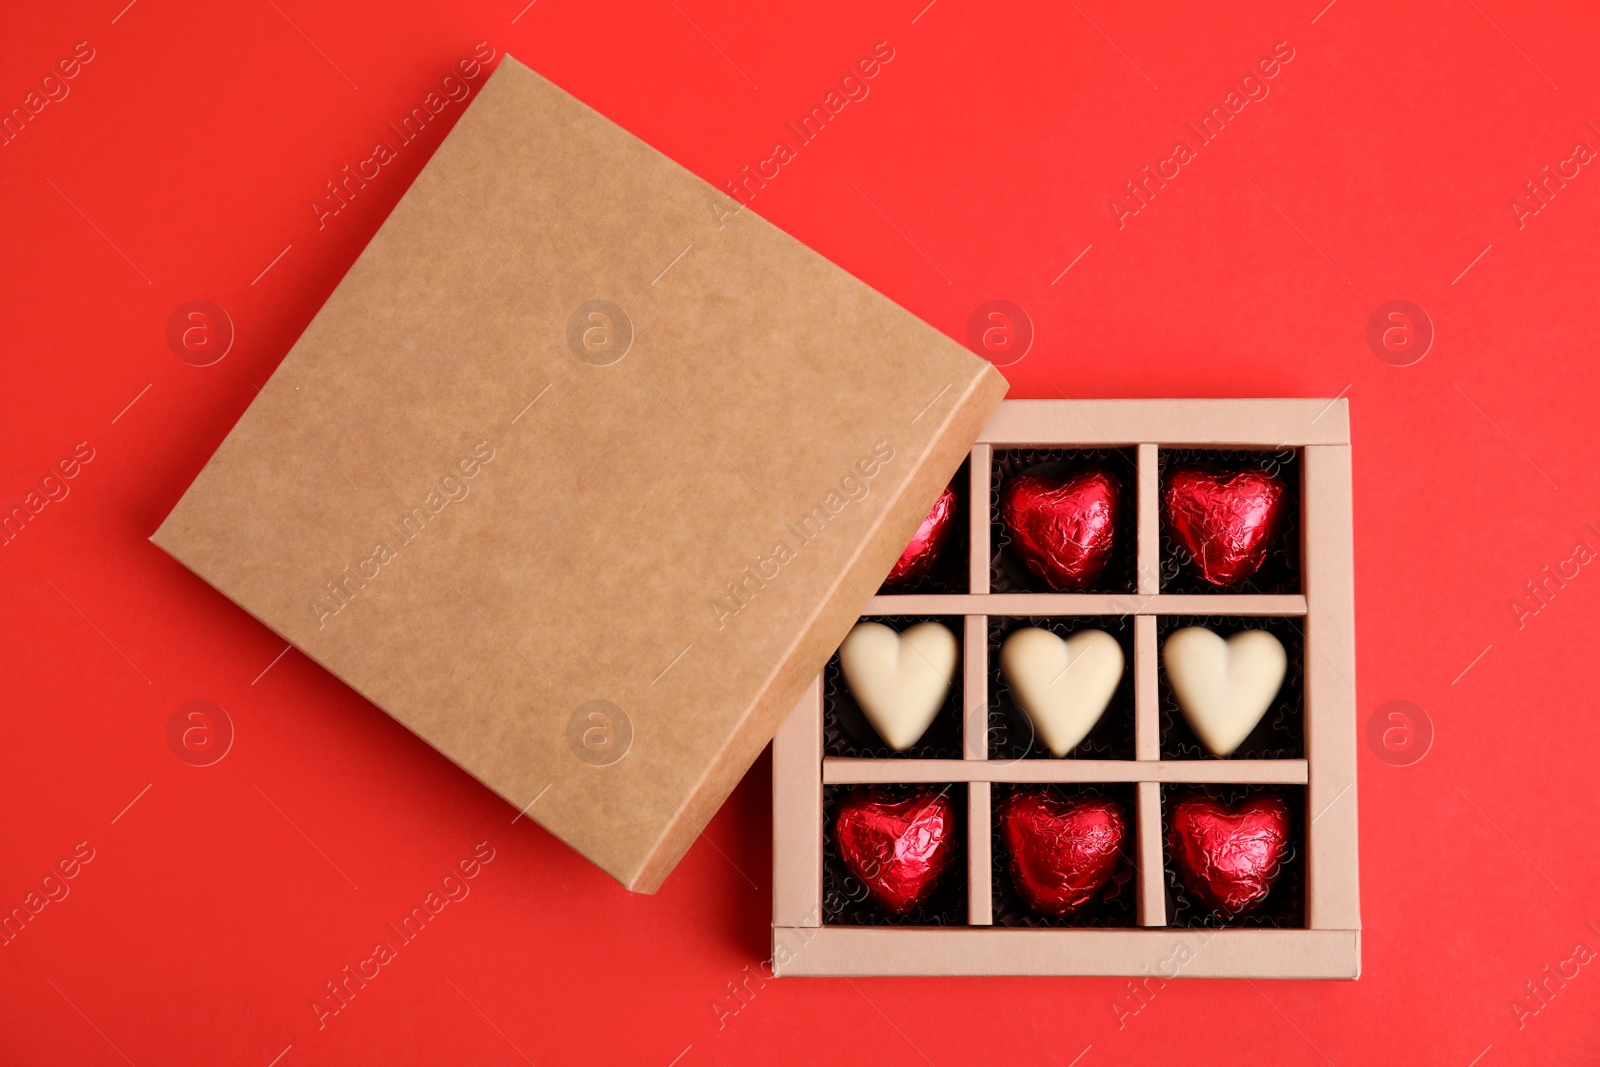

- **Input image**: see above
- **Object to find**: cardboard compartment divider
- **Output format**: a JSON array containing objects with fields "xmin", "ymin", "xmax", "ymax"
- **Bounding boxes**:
[
  {"xmin": 967, "ymin": 781, "xmax": 993, "ymax": 925},
  {"xmin": 1136, "ymin": 781, "xmax": 1167, "ymax": 927},
  {"xmin": 1136, "ymin": 442, "xmax": 1160, "ymax": 596},
  {"xmin": 864, "ymin": 594, "xmax": 1308, "ymax": 615},
  {"xmin": 1134, "ymin": 614, "xmax": 1159, "ymax": 760},
  {"xmin": 820, "ymin": 759, "xmax": 1309, "ymax": 784},
  {"xmin": 962, "ymin": 614, "xmax": 989, "ymax": 760},
  {"xmin": 968, "ymin": 444, "xmax": 993, "ymax": 594}
]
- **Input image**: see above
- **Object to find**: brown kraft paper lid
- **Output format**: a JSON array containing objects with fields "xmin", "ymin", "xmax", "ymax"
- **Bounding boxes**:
[{"xmin": 152, "ymin": 55, "xmax": 1008, "ymax": 892}]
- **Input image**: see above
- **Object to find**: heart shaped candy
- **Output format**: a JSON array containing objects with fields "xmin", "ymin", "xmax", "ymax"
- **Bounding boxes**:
[
  {"xmin": 1000, "ymin": 627, "xmax": 1123, "ymax": 757},
  {"xmin": 1163, "ymin": 626, "xmax": 1286, "ymax": 756},
  {"xmin": 838, "ymin": 621, "xmax": 958, "ymax": 751},
  {"xmin": 884, "ymin": 485, "xmax": 958, "ymax": 587},
  {"xmin": 1001, "ymin": 470, "xmax": 1120, "ymax": 590},
  {"xmin": 1164, "ymin": 468, "xmax": 1287, "ymax": 587},
  {"xmin": 998, "ymin": 790, "xmax": 1127, "ymax": 915},
  {"xmin": 835, "ymin": 789, "xmax": 955, "ymax": 914},
  {"xmin": 1167, "ymin": 793, "xmax": 1291, "ymax": 915}
]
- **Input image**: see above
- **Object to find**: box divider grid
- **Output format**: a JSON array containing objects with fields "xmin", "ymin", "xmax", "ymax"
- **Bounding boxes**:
[
  {"xmin": 967, "ymin": 782, "xmax": 993, "ymax": 925},
  {"xmin": 968, "ymin": 445, "xmax": 992, "ymax": 594},
  {"xmin": 1136, "ymin": 781, "xmax": 1167, "ymax": 927},
  {"xmin": 1134, "ymin": 614, "xmax": 1159, "ymax": 760},
  {"xmin": 866, "ymin": 593, "xmax": 1307, "ymax": 615},
  {"xmin": 963, "ymin": 614, "xmax": 989, "ymax": 761},
  {"xmin": 1137, "ymin": 442, "xmax": 1160, "ymax": 595},
  {"xmin": 821, "ymin": 758, "xmax": 1309, "ymax": 785}
]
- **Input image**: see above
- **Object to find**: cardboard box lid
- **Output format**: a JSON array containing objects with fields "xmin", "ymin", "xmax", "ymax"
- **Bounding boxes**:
[{"xmin": 152, "ymin": 56, "xmax": 1006, "ymax": 893}]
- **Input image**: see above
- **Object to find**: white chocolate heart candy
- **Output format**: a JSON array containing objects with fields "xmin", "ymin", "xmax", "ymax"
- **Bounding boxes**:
[
  {"xmin": 837, "ymin": 621, "xmax": 958, "ymax": 751},
  {"xmin": 999, "ymin": 627, "xmax": 1124, "ymax": 757},
  {"xmin": 1162, "ymin": 626, "xmax": 1287, "ymax": 756}
]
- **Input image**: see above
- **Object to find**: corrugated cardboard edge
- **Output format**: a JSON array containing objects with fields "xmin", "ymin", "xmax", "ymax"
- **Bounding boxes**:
[{"xmin": 628, "ymin": 365, "xmax": 1008, "ymax": 892}]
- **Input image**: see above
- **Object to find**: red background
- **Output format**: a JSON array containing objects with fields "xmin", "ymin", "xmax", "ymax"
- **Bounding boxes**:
[{"xmin": 3, "ymin": 0, "xmax": 1598, "ymax": 1063}]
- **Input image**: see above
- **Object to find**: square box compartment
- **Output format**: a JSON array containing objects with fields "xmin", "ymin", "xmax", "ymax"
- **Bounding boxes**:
[
  {"xmin": 1157, "ymin": 615, "xmax": 1304, "ymax": 760},
  {"xmin": 988, "ymin": 615, "xmax": 1136, "ymax": 760},
  {"xmin": 990, "ymin": 447, "xmax": 1139, "ymax": 594},
  {"xmin": 771, "ymin": 398, "xmax": 1359, "ymax": 978},
  {"xmin": 1160, "ymin": 783, "xmax": 1307, "ymax": 929},
  {"xmin": 1158, "ymin": 447, "xmax": 1302, "ymax": 594},
  {"xmin": 824, "ymin": 617, "xmax": 965, "ymax": 760},
  {"xmin": 990, "ymin": 781, "xmax": 1140, "ymax": 928},
  {"xmin": 877, "ymin": 456, "xmax": 973, "ymax": 597},
  {"xmin": 824, "ymin": 783, "xmax": 968, "ymax": 926}
]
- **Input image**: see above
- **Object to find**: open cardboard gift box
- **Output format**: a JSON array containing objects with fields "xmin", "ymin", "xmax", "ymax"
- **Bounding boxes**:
[
  {"xmin": 153, "ymin": 57, "xmax": 1358, "ymax": 978},
  {"xmin": 772, "ymin": 399, "xmax": 1359, "ymax": 978}
]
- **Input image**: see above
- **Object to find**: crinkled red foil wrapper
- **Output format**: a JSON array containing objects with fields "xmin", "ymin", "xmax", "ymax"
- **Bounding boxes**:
[
  {"xmin": 1164, "ymin": 468, "xmax": 1286, "ymax": 586},
  {"xmin": 1167, "ymin": 794, "xmax": 1290, "ymax": 915},
  {"xmin": 885, "ymin": 486, "xmax": 958, "ymax": 586},
  {"xmin": 835, "ymin": 790, "xmax": 954, "ymax": 914},
  {"xmin": 999, "ymin": 791, "xmax": 1126, "ymax": 915},
  {"xmin": 1000, "ymin": 471, "xmax": 1119, "ymax": 590}
]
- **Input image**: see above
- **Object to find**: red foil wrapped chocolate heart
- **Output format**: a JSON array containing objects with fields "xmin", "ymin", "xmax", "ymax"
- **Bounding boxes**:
[
  {"xmin": 1167, "ymin": 793, "xmax": 1291, "ymax": 915},
  {"xmin": 1000, "ymin": 470, "xmax": 1119, "ymax": 590},
  {"xmin": 999, "ymin": 791, "xmax": 1127, "ymax": 916},
  {"xmin": 835, "ymin": 789, "xmax": 955, "ymax": 915},
  {"xmin": 884, "ymin": 486, "xmax": 958, "ymax": 587},
  {"xmin": 1164, "ymin": 468, "xmax": 1287, "ymax": 587}
]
